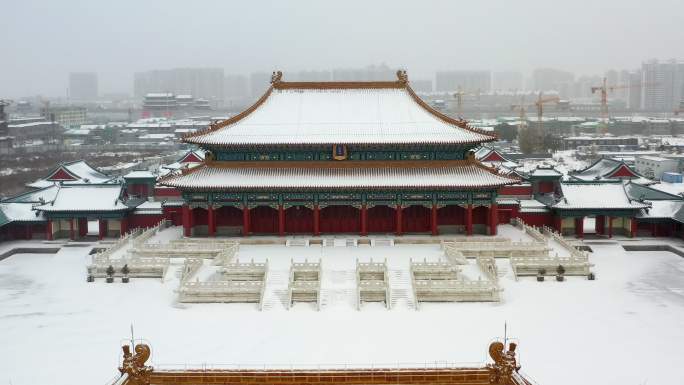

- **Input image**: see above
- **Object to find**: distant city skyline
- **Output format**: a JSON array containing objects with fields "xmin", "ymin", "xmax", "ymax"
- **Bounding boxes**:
[{"xmin": 1, "ymin": 0, "xmax": 682, "ymax": 97}]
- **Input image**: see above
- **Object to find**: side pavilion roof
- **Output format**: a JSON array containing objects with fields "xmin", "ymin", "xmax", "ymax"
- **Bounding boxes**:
[
  {"xmin": 34, "ymin": 184, "xmax": 132, "ymax": 213},
  {"xmin": 183, "ymin": 71, "xmax": 496, "ymax": 148},
  {"xmin": 542, "ymin": 182, "xmax": 650, "ymax": 211},
  {"xmin": 159, "ymin": 160, "xmax": 518, "ymax": 192},
  {"xmin": 569, "ymin": 157, "xmax": 652, "ymax": 184}
]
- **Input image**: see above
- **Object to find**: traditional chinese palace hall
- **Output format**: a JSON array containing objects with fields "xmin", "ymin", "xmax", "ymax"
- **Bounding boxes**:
[{"xmin": 160, "ymin": 71, "xmax": 519, "ymax": 237}]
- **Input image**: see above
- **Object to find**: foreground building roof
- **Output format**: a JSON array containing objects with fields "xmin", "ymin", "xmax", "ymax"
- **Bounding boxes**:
[
  {"xmin": 160, "ymin": 160, "xmax": 518, "ymax": 191},
  {"xmin": 183, "ymin": 71, "xmax": 496, "ymax": 148},
  {"xmin": 114, "ymin": 341, "xmax": 535, "ymax": 385}
]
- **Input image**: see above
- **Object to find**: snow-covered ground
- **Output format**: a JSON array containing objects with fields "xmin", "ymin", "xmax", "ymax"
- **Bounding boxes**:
[{"xmin": 1, "ymin": 225, "xmax": 684, "ymax": 385}]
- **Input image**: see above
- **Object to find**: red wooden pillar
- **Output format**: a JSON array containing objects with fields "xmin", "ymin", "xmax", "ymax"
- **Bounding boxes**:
[
  {"xmin": 466, "ymin": 204, "xmax": 473, "ymax": 236},
  {"xmin": 278, "ymin": 204, "xmax": 285, "ymax": 236},
  {"xmin": 489, "ymin": 203, "xmax": 498, "ymax": 236},
  {"xmin": 630, "ymin": 218, "xmax": 637, "ymax": 238},
  {"xmin": 395, "ymin": 205, "xmax": 403, "ymax": 236},
  {"xmin": 69, "ymin": 218, "xmax": 75, "ymax": 240},
  {"xmin": 553, "ymin": 215, "xmax": 562, "ymax": 234},
  {"xmin": 120, "ymin": 216, "xmax": 129, "ymax": 237},
  {"xmin": 595, "ymin": 215, "xmax": 604, "ymax": 235},
  {"xmin": 431, "ymin": 204, "xmax": 438, "ymax": 236},
  {"xmin": 242, "ymin": 206, "xmax": 250, "ymax": 236},
  {"xmin": 607, "ymin": 216, "xmax": 613, "ymax": 238},
  {"xmin": 98, "ymin": 219, "xmax": 107, "ymax": 240},
  {"xmin": 651, "ymin": 222, "xmax": 657, "ymax": 237},
  {"xmin": 46, "ymin": 219, "xmax": 53, "ymax": 241},
  {"xmin": 78, "ymin": 218, "xmax": 88, "ymax": 238},
  {"xmin": 313, "ymin": 204, "xmax": 320, "ymax": 236},
  {"xmin": 25, "ymin": 224, "xmax": 32, "ymax": 240},
  {"xmin": 574, "ymin": 217, "xmax": 584, "ymax": 238},
  {"xmin": 360, "ymin": 204, "xmax": 368, "ymax": 236},
  {"xmin": 207, "ymin": 205, "xmax": 216, "ymax": 237},
  {"xmin": 182, "ymin": 204, "xmax": 191, "ymax": 237}
]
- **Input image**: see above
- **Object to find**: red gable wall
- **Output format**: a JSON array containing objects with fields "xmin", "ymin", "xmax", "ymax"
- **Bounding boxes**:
[
  {"xmin": 482, "ymin": 152, "xmax": 505, "ymax": 162},
  {"xmin": 46, "ymin": 167, "xmax": 78, "ymax": 181},
  {"xmin": 609, "ymin": 165, "xmax": 638, "ymax": 178},
  {"xmin": 180, "ymin": 152, "xmax": 203, "ymax": 163}
]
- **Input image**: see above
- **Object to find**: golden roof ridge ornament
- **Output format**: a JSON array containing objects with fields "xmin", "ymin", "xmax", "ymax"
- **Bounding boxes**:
[
  {"xmin": 396, "ymin": 69, "xmax": 408, "ymax": 84},
  {"xmin": 271, "ymin": 70, "xmax": 283, "ymax": 84}
]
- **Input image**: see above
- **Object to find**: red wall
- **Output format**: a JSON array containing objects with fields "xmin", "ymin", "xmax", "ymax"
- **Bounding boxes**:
[
  {"xmin": 437, "ymin": 205, "xmax": 466, "ymax": 225},
  {"xmin": 537, "ymin": 181, "xmax": 556, "ymax": 193},
  {"xmin": 367, "ymin": 205, "xmax": 396, "ymax": 233},
  {"xmin": 163, "ymin": 206, "xmax": 183, "ymax": 226},
  {"xmin": 320, "ymin": 206, "xmax": 360, "ymax": 233},
  {"xmin": 128, "ymin": 214, "xmax": 165, "ymax": 229},
  {"xmin": 402, "ymin": 205, "xmax": 431, "ymax": 233},
  {"xmin": 518, "ymin": 212, "xmax": 554, "ymax": 227},
  {"xmin": 285, "ymin": 206, "xmax": 313, "ymax": 233}
]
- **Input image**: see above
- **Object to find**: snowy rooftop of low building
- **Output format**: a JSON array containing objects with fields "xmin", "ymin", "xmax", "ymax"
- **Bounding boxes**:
[
  {"xmin": 0, "ymin": 202, "xmax": 44, "ymax": 226},
  {"xmin": 550, "ymin": 183, "xmax": 650, "ymax": 210},
  {"xmin": 518, "ymin": 199, "xmax": 549, "ymax": 213},
  {"xmin": 161, "ymin": 161, "xmax": 518, "ymax": 191},
  {"xmin": 645, "ymin": 181, "xmax": 684, "ymax": 196},
  {"xmin": 124, "ymin": 170, "xmax": 157, "ymax": 179},
  {"xmin": 184, "ymin": 76, "xmax": 495, "ymax": 147},
  {"xmin": 569, "ymin": 157, "xmax": 651, "ymax": 183},
  {"xmin": 637, "ymin": 155, "xmax": 672, "ymax": 162},
  {"xmin": 27, "ymin": 160, "xmax": 114, "ymax": 189},
  {"xmin": 35, "ymin": 185, "xmax": 130, "ymax": 213},
  {"xmin": 637, "ymin": 200, "xmax": 684, "ymax": 221},
  {"xmin": 2, "ymin": 185, "xmax": 60, "ymax": 204}
]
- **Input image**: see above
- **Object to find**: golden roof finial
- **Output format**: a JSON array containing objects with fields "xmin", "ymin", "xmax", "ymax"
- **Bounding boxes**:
[{"xmin": 271, "ymin": 70, "xmax": 283, "ymax": 84}]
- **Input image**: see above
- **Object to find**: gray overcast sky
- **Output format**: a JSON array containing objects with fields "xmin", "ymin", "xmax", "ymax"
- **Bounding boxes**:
[{"xmin": 1, "ymin": 0, "xmax": 682, "ymax": 97}]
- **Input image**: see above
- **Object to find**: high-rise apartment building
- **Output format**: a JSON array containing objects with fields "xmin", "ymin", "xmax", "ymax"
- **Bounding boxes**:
[
  {"xmin": 435, "ymin": 70, "xmax": 491, "ymax": 93},
  {"xmin": 492, "ymin": 71, "xmax": 523, "ymax": 91},
  {"xmin": 134, "ymin": 68, "xmax": 225, "ymax": 102},
  {"xmin": 641, "ymin": 59, "xmax": 684, "ymax": 111},
  {"xmin": 532, "ymin": 68, "xmax": 574, "ymax": 95},
  {"xmin": 69, "ymin": 72, "xmax": 98, "ymax": 100}
]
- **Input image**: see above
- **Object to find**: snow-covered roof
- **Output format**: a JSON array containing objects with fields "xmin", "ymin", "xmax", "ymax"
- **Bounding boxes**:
[
  {"xmin": 2, "ymin": 185, "xmax": 60, "ymax": 204},
  {"xmin": 160, "ymin": 161, "xmax": 517, "ymax": 191},
  {"xmin": 35, "ymin": 185, "xmax": 130, "ymax": 213},
  {"xmin": 518, "ymin": 199, "xmax": 549, "ymax": 213},
  {"xmin": 624, "ymin": 182, "xmax": 683, "ymax": 201},
  {"xmin": 550, "ymin": 183, "xmax": 649, "ymax": 210},
  {"xmin": 637, "ymin": 200, "xmax": 684, "ymax": 221},
  {"xmin": 570, "ymin": 157, "xmax": 651, "ymax": 184},
  {"xmin": 133, "ymin": 201, "xmax": 163, "ymax": 215},
  {"xmin": 27, "ymin": 160, "xmax": 114, "ymax": 189},
  {"xmin": 528, "ymin": 166, "xmax": 562, "ymax": 177},
  {"xmin": 184, "ymin": 75, "xmax": 495, "ymax": 147},
  {"xmin": 124, "ymin": 170, "xmax": 157, "ymax": 179},
  {"xmin": 0, "ymin": 203, "xmax": 44, "ymax": 227}
]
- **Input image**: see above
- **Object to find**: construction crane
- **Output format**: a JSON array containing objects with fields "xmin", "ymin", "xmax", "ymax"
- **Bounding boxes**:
[
  {"xmin": 591, "ymin": 77, "xmax": 655, "ymax": 133},
  {"xmin": 453, "ymin": 85, "xmax": 481, "ymax": 117},
  {"xmin": 534, "ymin": 92, "xmax": 560, "ymax": 138}
]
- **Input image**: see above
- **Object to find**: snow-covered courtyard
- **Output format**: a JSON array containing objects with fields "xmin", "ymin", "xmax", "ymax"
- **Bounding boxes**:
[{"xmin": 1, "ymin": 224, "xmax": 684, "ymax": 385}]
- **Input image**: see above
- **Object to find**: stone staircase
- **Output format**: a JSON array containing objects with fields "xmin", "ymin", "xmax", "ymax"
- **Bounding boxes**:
[
  {"xmin": 389, "ymin": 269, "xmax": 416, "ymax": 309},
  {"xmin": 260, "ymin": 270, "xmax": 289, "ymax": 310}
]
